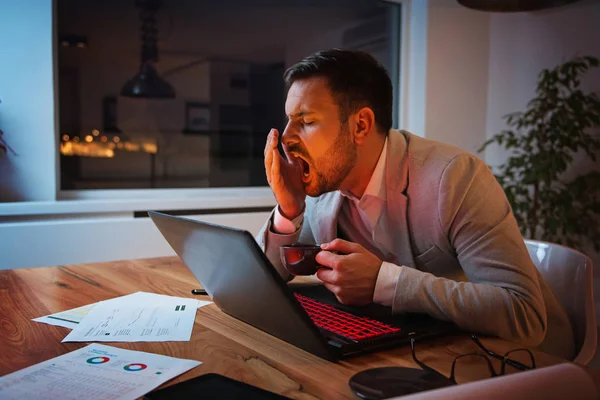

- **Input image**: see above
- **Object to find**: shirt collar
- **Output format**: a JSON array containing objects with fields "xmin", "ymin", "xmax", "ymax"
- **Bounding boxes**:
[{"xmin": 341, "ymin": 137, "xmax": 388, "ymax": 202}]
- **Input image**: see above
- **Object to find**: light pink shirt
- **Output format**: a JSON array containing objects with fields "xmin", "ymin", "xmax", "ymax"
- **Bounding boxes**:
[{"xmin": 273, "ymin": 139, "xmax": 400, "ymax": 306}]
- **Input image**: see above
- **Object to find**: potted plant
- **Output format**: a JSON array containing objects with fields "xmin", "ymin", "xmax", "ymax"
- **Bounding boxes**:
[{"xmin": 479, "ymin": 56, "xmax": 600, "ymax": 252}]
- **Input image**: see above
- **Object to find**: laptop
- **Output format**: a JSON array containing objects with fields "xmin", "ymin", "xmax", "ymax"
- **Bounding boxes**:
[{"xmin": 148, "ymin": 211, "xmax": 455, "ymax": 361}]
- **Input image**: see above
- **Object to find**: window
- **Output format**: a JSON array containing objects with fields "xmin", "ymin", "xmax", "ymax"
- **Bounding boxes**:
[{"xmin": 57, "ymin": 0, "xmax": 401, "ymax": 190}]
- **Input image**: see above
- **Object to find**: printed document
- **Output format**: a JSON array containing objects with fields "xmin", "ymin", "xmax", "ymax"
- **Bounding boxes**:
[
  {"xmin": 33, "ymin": 293, "xmax": 146, "ymax": 329},
  {"xmin": 0, "ymin": 344, "xmax": 201, "ymax": 400},
  {"xmin": 33, "ymin": 292, "xmax": 211, "ymax": 331},
  {"xmin": 61, "ymin": 293, "xmax": 209, "ymax": 342},
  {"xmin": 33, "ymin": 302, "xmax": 97, "ymax": 329}
]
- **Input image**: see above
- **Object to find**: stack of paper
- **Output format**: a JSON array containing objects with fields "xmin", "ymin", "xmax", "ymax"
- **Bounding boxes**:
[
  {"xmin": 0, "ymin": 344, "xmax": 201, "ymax": 400},
  {"xmin": 33, "ymin": 292, "xmax": 212, "ymax": 343}
]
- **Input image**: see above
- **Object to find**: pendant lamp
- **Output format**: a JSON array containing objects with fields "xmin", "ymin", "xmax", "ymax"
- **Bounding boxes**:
[{"xmin": 120, "ymin": 0, "xmax": 175, "ymax": 99}]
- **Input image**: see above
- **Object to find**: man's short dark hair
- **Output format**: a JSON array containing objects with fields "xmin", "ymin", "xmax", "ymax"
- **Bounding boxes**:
[{"xmin": 284, "ymin": 48, "xmax": 393, "ymax": 135}]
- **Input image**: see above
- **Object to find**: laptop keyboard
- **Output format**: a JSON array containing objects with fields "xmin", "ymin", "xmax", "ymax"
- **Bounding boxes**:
[{"xmin": 294, "ymin": 293, "xmax": 401, "ymax": 341}]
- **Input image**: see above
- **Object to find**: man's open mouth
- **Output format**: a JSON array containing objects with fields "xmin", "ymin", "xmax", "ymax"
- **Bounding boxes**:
[{"xmin": 297, "ymin": 157, "xmax": 311, "ymax": 182}]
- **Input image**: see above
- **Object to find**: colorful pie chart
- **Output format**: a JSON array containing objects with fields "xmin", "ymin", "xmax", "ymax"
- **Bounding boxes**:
[
  {"xmin": 124, "ymin": 363, "xmax": 147, "ymax": 371},
  {"xmin": 86, "ymin": 356, "xmax": 110, "ymax": 364}
]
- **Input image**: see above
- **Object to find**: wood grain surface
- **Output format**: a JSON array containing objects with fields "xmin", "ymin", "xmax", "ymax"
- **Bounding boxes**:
[{"xmin": 0, "ymin": 257, "xmax": 569, "ymax": 399}]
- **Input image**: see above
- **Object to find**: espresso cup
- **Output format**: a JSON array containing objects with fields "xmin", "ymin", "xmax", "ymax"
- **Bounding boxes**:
[{"xmin": 280, "ymin": 243, "xmax": 322, "ymax": 276}]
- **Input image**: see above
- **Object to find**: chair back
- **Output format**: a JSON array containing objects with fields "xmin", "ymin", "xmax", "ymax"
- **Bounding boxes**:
[{"xmin": 525, "ymin": 240, "xmax": 597, "ymax": 365}]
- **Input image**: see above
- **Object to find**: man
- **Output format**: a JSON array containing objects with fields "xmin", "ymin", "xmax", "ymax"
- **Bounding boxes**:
[{"xmin": 256, "ymin": 49, "xmax": 574, "ymax": 359}]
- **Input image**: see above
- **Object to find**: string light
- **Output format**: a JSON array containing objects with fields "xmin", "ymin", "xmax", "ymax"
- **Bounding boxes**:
[{"xmin": 60, "ymin": 137, "xmax": 157, "ymax": 158}]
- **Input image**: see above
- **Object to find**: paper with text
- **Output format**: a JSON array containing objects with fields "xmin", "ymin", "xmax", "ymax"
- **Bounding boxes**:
[
  {"xmin": 33, "ymin": 292, "xmax": 211, "ymax": 331},
  {"xmin": 33, "ymin": 303, "xmax": 97, "ymax": 329},
  {"xmin": 61, "ymin": 293, "xmax": 209, "ymax": 342}
]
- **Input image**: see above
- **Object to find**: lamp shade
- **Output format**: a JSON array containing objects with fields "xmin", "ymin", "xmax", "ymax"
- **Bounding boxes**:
[
  {"xmin": 120, "ymin": 62, "xmax": 175, "ymax": 99},
  {"xmin": 457, "ymin": 0, "xmax": 581, "ymax": 12}
]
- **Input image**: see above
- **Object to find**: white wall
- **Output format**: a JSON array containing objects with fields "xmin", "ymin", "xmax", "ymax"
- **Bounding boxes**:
[
  {"xmin": 424, "ymin": 1, "xmax": 490, "ymax": 155},
  {"xmin": 0, "ymin": 0, "xmax": 57, "ymax": 202},
  {"xmin": 400, "ymin": 0, "xmax": 428, "ymax": 136},
  {"xmin": 396, "ymin": 0, "xmax": 491, "ymax": 154},
  {"xmin": 0, "ymin": 211, "xmax": 270, "ymax": 270},
  {"xmin": 485, "ymin": 0, "xmax": 600, "ymax": 267},
  {"xmin": 485, "ymin": 0, "xmax": 600, "ymax": 168}
]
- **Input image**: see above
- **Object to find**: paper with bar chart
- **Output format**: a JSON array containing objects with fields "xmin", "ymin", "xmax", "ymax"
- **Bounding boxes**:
[{"xmin": 0, "ymin": 344, "xmax": 201, "ymax": 400}]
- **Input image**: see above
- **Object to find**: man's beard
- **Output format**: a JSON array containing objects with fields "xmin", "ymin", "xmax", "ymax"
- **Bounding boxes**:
[{"xmin": 307, "ymin": 124, "xmax": 357, "ymax": 197}]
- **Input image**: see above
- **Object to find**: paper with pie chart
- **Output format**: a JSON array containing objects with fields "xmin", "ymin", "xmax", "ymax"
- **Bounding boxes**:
[{"xmin": 0, "ymin": 343, "xmax": 201, "ymax": 400}]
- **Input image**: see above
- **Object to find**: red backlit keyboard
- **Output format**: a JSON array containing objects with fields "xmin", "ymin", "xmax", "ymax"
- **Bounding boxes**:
[{"xmin": 294, "ymin": 293, "xmax": 401, "ymax": 341}]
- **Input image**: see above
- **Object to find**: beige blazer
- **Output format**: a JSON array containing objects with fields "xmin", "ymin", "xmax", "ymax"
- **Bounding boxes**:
[{"xmin": 257, "ymin": 129, "xmax": 575, "ymax": 359}]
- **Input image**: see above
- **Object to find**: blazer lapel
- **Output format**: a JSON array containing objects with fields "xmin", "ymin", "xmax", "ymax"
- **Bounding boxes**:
[
  {"xmin": 385, "ymin": 130, "xmax": 416, "ymax": 268},
  {"xmin": 314, "ymin": 192, "xmax": 344, "ymax": 245}
]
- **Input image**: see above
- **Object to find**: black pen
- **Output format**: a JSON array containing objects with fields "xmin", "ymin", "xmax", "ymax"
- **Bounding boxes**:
[{"xmin": 191, "ymin": 289, "xmax": 208, "ymax": 295}]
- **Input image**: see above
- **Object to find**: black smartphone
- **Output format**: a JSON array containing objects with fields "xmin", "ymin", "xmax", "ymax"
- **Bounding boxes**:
[{"xmin": 143, "ymin": 373, "xmax": 291, "ymax": 400}]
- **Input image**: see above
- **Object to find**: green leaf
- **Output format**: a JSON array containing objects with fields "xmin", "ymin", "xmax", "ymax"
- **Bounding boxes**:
[{"xmin": 480, "ymin": 54, "xmax": 600, "ymax": 251}]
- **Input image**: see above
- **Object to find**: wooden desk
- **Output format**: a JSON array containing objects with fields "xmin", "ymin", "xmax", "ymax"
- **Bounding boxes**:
[{"xmin": 0, "ymin": 257, "xmax": 567, "ymax": 399}]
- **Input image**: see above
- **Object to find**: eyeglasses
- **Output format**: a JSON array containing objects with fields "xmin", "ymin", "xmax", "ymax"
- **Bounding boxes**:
[
  {"xmin": 468, "ymin": 334, "xmax": 536, "ymax": 373},
  {"xmin": 410, "ymin": 334, "xmax": 536, "ymax": 384},
  {"xmin": 348, "ymin": 334, "xmax": 537, "ymax": 400}
]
